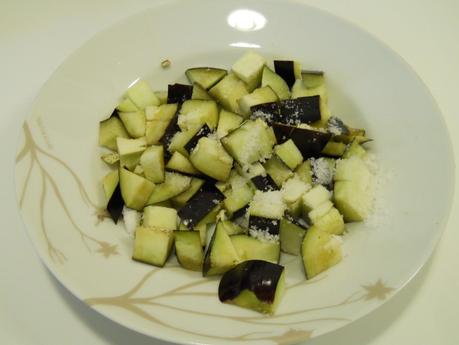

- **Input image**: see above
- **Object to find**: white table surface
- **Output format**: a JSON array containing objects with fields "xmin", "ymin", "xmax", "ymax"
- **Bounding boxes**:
[{"xmin": 1, "ymin": 0, "xmax": 458, "ymax": 344}]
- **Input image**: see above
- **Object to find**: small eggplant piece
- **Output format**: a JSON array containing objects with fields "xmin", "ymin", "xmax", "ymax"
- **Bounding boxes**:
[
  {"xmin": 160, "ymin": 111, "xmax": 180, "ymax": 149},
  {"xmin": 106, "ymin": 184, "xmax": 124, "ymax": 223},
  {"xmin": 278, "ymin": 96, "xmax": 321, "ymax": 125},
  {"xmin": 178, "ymin": 182, "xmax": 225, "ymax": 228},
  {"xmin": 231, "ymin": 205, "xmax": 249, "ymax": 220},
  {"xmin": 184, "ymin": 124, "xmax": 212, "ymax": 152},
  {"xmin": 203, "ymin": 223, "xmax": 240, "ymax": 276},
  {"xmin": 167, "ymin": 83, "xmax": 193, "ymax": 104},
  {"xmin": 251, "ymin": 175, "xmax": 279, "ymax": 192},
  {"xmin": 218, "ymin": 260, "xmax": 285, "ymax": 314},
  {"xmin": 250, "ymin": 101, "xmax": 280, "ymax": 124},
  {"xmin": 327, "ymin": 116, "xmax": 350, "ymax": 136},
  {"xmin": 249, "ymin": 216, "xmax": 280, "ymax": 235},
  {"xmin": 274, "ymin": 60, "xmax": 298, "ymax": 88},
  {"xmin": 272, "ymin": 123, "xmax": 331, "ymax": 158}
]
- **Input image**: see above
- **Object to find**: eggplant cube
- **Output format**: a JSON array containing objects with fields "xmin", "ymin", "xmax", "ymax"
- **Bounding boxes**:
[
  {"xmin": 127, "ymin": 79, "xmax": 160, "ymax": 108},
  {"xmin": 190, "ymin": 137, "xmax": 233, "ymax": 182},
  {"xmin": 99, "ymin": 116, "xmax": 129, "ymax": 151},
  {"xmin": 232, "ymin": 51, "xmax": 266, "ymax": 91},
  {"xmin": 174, "ymin": 231, "xmax": 203, "ymax": 271},
  {"xmin": 119, "ymin": 168, "xmax": 155, "ymax": 210},
  {"xmin": 133, "ymin": 227, "xmax": 174, "ymax": 267},
  {"xmin": 249, "ymin": 190, "xmax": 286, "ymax": 220},
  {"xmin": 143, "ymin": 206, "xmax": 177, "ymax": 230},
  {"xmin": 218, "ymin": 260, "xmax": 285, "ymax": 314},
  {"xmin": 274, "ymin": 139, "xmax": 303, "ymax": 170},
  {"xmin": 140, "ymin": 145, "xmax": 165, "ymax": 183}
]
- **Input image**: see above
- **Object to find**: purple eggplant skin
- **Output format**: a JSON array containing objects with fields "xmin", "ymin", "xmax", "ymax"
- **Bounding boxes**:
[
  {"xmin": 184, "ymin": 124, "xmax": 212, "ymax": 152},
  {"xmin": 251, "ymin": 175, "xmax": 279, "ymax": 192},
  {"xmin": 178, "ymin": 182, "xmax": 224, "ymax": 229},
  {"xmin": 272, "ymin": 123, "xmax": 331, "ymax": 158},
  {"xmin": 250, "ymin": 96, "xmax": 321, "ymax": 125},
  {"xmin": 106, "ymin": 183, "xmax": 124, "ymax": 223},
  {"xmin": 279, "ymin": 96, "xmax": 321, "ymax": 124},
  {"xmin": 231, "ymin": 205, "xmax": 249, "ymax": 220},
  {"xmin": 167, "ymin": 83, "xmax": 193, "ymax": 104},
  {"xmin": 249, "ymin": 216, "xmax": 280, "ymax": 235},
  {"xmin": 250, "ymin": 101, "xmax": 280, "ymax": 124},
  {"xmin": 274, "ymin": 60, "xmax": 296, "ymax": 88},
  {"xmin": 218, "ymin": 260, "xmax": 284, "ymax": 304}
]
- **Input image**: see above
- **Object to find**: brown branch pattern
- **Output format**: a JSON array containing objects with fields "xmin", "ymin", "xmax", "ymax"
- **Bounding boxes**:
[{"xmin": 16, "ymin": 121, "xmax": 118, "ymax": 263}]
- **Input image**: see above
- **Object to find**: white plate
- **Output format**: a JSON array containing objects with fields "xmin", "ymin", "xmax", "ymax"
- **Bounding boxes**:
[{"xmin": 14, "ymin": 0, "xmax": 454, "ymax": 344}]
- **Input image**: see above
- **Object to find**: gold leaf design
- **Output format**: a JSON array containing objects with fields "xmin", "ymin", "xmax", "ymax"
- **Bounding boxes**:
[
  {"xmin": 16, "ymin": 121, "xmax": 118, "ymax": 263},
  {"xmin": 362, "ymin": 279, "xmax": 395, "ymax": 301}
]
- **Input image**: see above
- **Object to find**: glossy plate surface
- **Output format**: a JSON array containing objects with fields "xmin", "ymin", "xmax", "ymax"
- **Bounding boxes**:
[{"xmin": 15, "ymin": 0, "xmax": 454, "ymax": 344}]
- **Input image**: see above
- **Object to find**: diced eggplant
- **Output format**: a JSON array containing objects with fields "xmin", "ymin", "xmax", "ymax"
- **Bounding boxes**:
[
  {"xmin": 313, "ymin": 207, "xmax": 345, "ymax": 235},
  {"xmin": 203, "ymin": 224, "xmax": 240, "ymax": 276},
  {"xmin": 178, "ymin": 182, "xmax": 225, "ymax": 229},
  {"xmin": 126, "ymin": 80, "xmax": 160, "ymax": 108},
  {"xmin": 166, "ymin": 151, "xmax": 201, "ymax": 175},
  {"xmin": 154, "ymin": 91, "xmax": 168, "ymax": 105},
  {"xmin": 321, "ymin": 141, "xmax": 347, "ymax": 157},
  {"xmin": 216, "ymin": 220, "xmax": 246, "ymax": 236},
  {"xmin": 251, "ymin": 96, "xmax": 321, "ymax": 125},
  {"xmin": 251, "ymin": 175, "xmax": 279, "ymax": 192},
  {"xmin": 217, "ymin": 109, "xmax": 243, "ymax": 138},
  {"xmin": 238, "ymin": 86, "xmax": 278, "ymax": 117},
  {"xmin": 174, "ymin": 230, "xmax": 203, "ymax": 271},
  {"xmin": 143, "ymin": 206, "xmax": 177, "ymax": 230},
  {"xmin": 145, "ymin": 103, "xmax": 178, "ymax": 145},
  {"xmin": 231, "ymin": 235, "xmax": 280, "ymax": 263},
  {"xmin": 185, "ymin": 67, "xmax": 227, "ymax": 90},
  {"xmin": 140, "ymin": 145, "xmax": 165, "ymax": 183},
  {"xmin": 106, "ymin": 184, "xmax": 124, "ymax": 223},
  {"xmin": 167, "ymin": 83, "xmax": 193, "ymax": 104},
  {"xmin": 307, "ymin": 200, "xmax": 333, "ymax": 224},
  {"xmin": 302, "ymin": 184, "xmax": 331, "ymax": 213},
  {"xmin": 279, "ymin": 96, "xmax": 321, "ymax": 125},
  {"xmin": 310, "ymin": 157, "xmax": 335, "ymax": 188},
  {"xmin": 274, "ymin": 60, "xmax": 301, "ymax": 88},
  {"xmin": 218, "ymin": 260, "xmax": 285, "ymax": 314},
  {"xmin": 118, "ymin": 110, "xmax": 146, "ymax": 138},
  {"xmin": 179, "ymin": 99, "xmax": 219, "ymax": 131},
  {"xmin": 221, "ymin": 119, "xmax": 276, "ymax": 167},
  {"xmin": 116, "ymin": 98, "xmax": 138, "ymax": 112},
  {"xmin": 119, "ymin": 167, "xmax": 155, "ymax": 210},
  {"xmin": 147, "ymin": 172, "xmax": 191, "ymax": 204},
  {"xmin": 279, "ymin": 216, "xmax": 307, "ymax": 255},
  {"xmin": 223, "ymin": 182, "xmax": 254, "ymax": 215},
  {"xmin": 250, "ymin": 101, "xmax": 280, "ymax": 124},
  {"xmin": 183, "ymin": 125, "xmax": 212, "ymax": 152},
  {"xmin": 102, "ymin": 170, "xmax": 119, "ymax": 202},
  {"xmin": 160, "ymin": 112, "xmax": 181, "ymax": 153},
  {"xmin": 261, "ymin": 66, "xmax": 290, "ymax": 100},
  {"xmin": 342, "ymin": 139, "xmax": 367, "ymax": 159},
  {"xmin": 191, "ymin": 83, "xmax": 213, "ymax": 100},
  {"xmin": 133, "ymin": 227, "xmax": 174, "ymax": 267},
  {"xmin": 301, "ymin": 225, "xmax": 342, "ymax": 279},
  {"xmin": 101, "ymin": 152, "xmax": 120, "ymax": 165},
  {"xmin": 116, "ymin": 137, "xmax": 147, "ymax": 170},
  {"xmin": 263, "ymin": 156, "xmax": 293, "ymax": 187},
  {"xmin": 327, "ymin": 116, "xmax": 350, "ymax": 136},
  {"xmin": 333, "ymin": 157, "xmax": 374, "ymax": 222},
  {"xmin": 167, "ymin": 127, "xmax": 200, "ymax": 157},
  {"xmin": 272, "ymin": 123, "xmax": 331, "ymax": 158},
  {"xmin": 209, "ymin": 74, "xmax": 248, "ymax": 114},
  {"xmin": 171, "ymin": 178, "xmax": 205, "ymax": 208},
  {"xmin": 249, "ymin": 190, "xmax": 286, "ymax": 220},
  {"xmin": 189, "ymin": 137, "xmax": 233, "ymax": 181},
  {"xmin": 194, "ymin": 205, "xmax": 221, "ymax": 246},
  {"xmin": 232, "ymin": 205, "xmax": 249, "ymax": 220},
  {"xmin": 249, "ymin": 216, "xmax": 280, "ymax": 235},
  {"xmin": 99, "ymin": 116, "xmax": 129, "ymax": 151},
  {"xmin": 281, "ymin": 175, "xmax": 311, "ymax": 204},
  {"xmin": 232, "ymin": 51, "xmax": 266, "ymax": 91},
  {"xmin": 274, "ymin": 139, "xmax": 303, "ymax": 170},
  {"xmin": 294, "ymin": 160, "xmax": 313, "ymax": 184}
]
